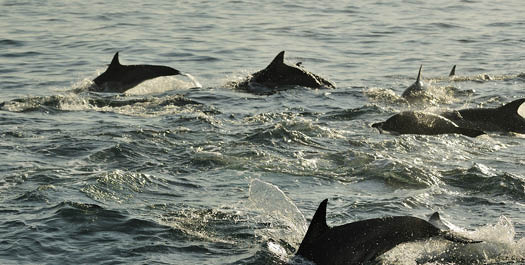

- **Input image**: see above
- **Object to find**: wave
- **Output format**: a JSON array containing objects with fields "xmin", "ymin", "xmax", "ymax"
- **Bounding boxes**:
[
  {"xmin": 442, "ymin": 163, "xmax": 525, "ymax": 201},
  {"xmin": 0, "ymin": 200, "xmax": 192, "ymax": 264},
  {"xmin": 0, "ymin": 91, "xmax": 206, "ymax": 118}
]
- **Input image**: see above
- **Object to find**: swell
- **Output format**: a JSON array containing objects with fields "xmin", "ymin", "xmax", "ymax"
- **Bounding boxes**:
[{"xmin": 0, "ymin": 200, "xmax": 253, "ymax": 264}]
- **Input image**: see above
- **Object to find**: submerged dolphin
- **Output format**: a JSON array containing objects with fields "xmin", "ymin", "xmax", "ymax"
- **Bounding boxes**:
[
  {"xmin": 235, "ymin": 51, "xmax": 335, "ymax": 94},
  {"xmin": 372, "ymin": 111, "xmax": 485, "ymax": 137},
  {"xmin": 401, "ymin": 65, "xmax": 424, "ymax": 100},
  {"xmin": 296, "ymin": 199, "xmax": 479, "ymax": 265},
  {"xmin": 441, "ymin": 98, "xmax": 525, "ymax": 133},
  {"xmin": 92, "ymin": 52, "xmax": 181, "ymax": 93}
]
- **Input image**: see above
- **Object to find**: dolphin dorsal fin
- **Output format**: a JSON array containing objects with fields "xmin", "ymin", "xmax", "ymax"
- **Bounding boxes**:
[
  {"xmin": 449, "ymin": 65, "xmax": 456, "ymax": 77},
  {"xmin": 429, "ymin": 212, "xmax": 446, "ymax": 229},
  {"xmin": 429, "ymin": 212, "xmax": 441, "ymax": 223},
  {"xmin": 416, "ymin": 65, "xmax": 423, "ymax": 82},
  {"xmin": 300, "ymin": 199, "xmax": 329, "ymax": 246},
  {"xmin": 268, "ymin": 51, "xmax": 286, "ymax": 68},
  {"xmin": 109, "ymin": 52, "xmax": 122, "ymax": 69},
  {"xmin": 499, "ymin": 98, "xmax": 525, "ymax": 115},
  {"xmin": 429, "ymin": 212, "xmax": 455, "ymax": 231}
]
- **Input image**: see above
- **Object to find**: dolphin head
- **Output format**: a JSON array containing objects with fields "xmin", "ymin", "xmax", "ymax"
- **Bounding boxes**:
[
  {"xmin": 372, "ymin": 113, "xmax": 407, "ymax": 132},
  {"xmin": 372, "ymin": 121, "xmax": 385, "ymax": 130}
]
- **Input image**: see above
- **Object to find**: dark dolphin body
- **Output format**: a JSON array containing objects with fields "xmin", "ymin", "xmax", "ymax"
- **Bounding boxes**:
[
  {"xmin": 91, "ymin": 52, "xmax": 181, "ymax": 93},
  {"xmin": 235, "ymin": 51, "xmax": 335, "ymax": 94},
  {"xmin": 372, "ymin": 111, "xmax": 484, "ymax": 137},
  {"xmin": 441, "ymin": 98, "xmax": 525, "ymax": 133},
  {"xmin": 401, "ymin": 65, "xmax": 424, "ymax": 101},
  {"xmin": 296, "ymin": 199, "xmax": 479, "ymax": 265}
]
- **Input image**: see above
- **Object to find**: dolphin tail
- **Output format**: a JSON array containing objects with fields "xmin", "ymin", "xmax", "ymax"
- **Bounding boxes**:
[
  {"xmin": 449, "ymin": 65, "xmax": 456, "ymax": 77},
  {"xmin": 457, "ymin": 127, "xmax": 485, "ymax": 137},
  {"xmin": 297, "ymin": 199, "xmax": 329, "ymax": 254}
]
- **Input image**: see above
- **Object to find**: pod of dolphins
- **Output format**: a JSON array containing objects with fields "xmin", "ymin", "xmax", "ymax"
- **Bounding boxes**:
[
  {"xmin": 87, "ymin": 52, "xmax": 523, "ymax": 264},
  {"xmin": 91, "ymin": 51, "xmax": 525, "ymax": 136}
]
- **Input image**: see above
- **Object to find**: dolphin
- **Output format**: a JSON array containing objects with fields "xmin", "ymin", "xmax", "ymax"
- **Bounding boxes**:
[
  {"xmin": 372, "ymin": 111, "xmax": 485, "ymax": 137},
  {"xmin": 235, "ymin": 51, "xmax": 335, "ymax": 94},
  {"xmin": 296, "ymin": 199, "xmax": 480, "ymax": 265},
  {"xmin": 401, "ymin": 65, "xmax": 424, "ymax": 100},
  {"xmin": 91, "ymin": 52, "xmax": 181, "ymax": 93},
  {"xmin": 448, "ymin": 65, "xmax": 496, "ymax": 81},
  {"xmin": 441, "ymin": 98, "xmax": 525, "ymax": 133}
]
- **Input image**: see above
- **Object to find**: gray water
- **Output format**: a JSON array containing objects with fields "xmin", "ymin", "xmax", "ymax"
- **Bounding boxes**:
[{"xmin": 1, "ymin": 0, "xmax": 524, "ymax": 264}]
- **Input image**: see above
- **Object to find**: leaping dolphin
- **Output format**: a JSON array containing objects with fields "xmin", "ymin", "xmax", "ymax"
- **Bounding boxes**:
[
  {"xmin": 91, "ymin": 52, "xmax": 181, "ymax": 93},
  {"xmin": 372, "ymin": 111, "xmax": 485, "ymax": 137},
  {"xmin": 296, "ymin": 199, "xmax": 480, "ymax": 265},
  {"xmin": 235, "ymin": 51, "xmax": 335, "ymax": 94},
  {"xmin": 441, "ymin": 98, "xmax": 525, "ymax": 133}
]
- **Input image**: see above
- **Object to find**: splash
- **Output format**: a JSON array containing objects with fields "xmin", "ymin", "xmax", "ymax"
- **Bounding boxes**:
[
  {"xmin": 159, "ymin": 207, "xmax": 239, "ymax": 245},
  {"xmin": 364, "ymin": 87, "xmax": 408, "ymax": 105},
  {"xmin": 248, "ymin": 179, "xmax": 307, "ymax": 246},
  {"xmin": 378, "ymin": 215, "xmax": 525, "ymax": 264},
  {"xmin": 182, "ymin": 73, "xmax": 202, "ymax": 88},
  {"xmin": 364, "ymin": 79, "xmax": 472, "ymax": 107},
  {"xmin": 0, "ymin": 93, "xmax": 91, "ymax": 112},
  {"xmin": 125, "ymin": 74, "xmax": 201, "ymax": 95},
  {"xmin": 81, "ymin": 170, "xmax": 153, "ymax": 204}
]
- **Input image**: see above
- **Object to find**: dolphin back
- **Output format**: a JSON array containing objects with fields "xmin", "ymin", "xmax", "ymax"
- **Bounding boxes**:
[
  {"xmin": 442, "ymin": 98, "xmax": 525, "ymax": 133},
  {"xmin": 296, "ymin": 200, "xmax": 482, "ymax": 265},
  {"xmin": 92, "ymin": 52, "xmax": 181, "ymax": 93},
  {"xmin": 245, "ymin": 51, "xmax": 335, "ymax": 90}
]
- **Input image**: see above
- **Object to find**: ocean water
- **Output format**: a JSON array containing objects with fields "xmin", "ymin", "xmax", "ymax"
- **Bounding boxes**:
[{"xmin": 1, "ymin": 0, "xmax": 524, "ymax": 264}]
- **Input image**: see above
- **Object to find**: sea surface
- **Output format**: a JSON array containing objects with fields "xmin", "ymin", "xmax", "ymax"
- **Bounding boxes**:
[{"xmin": 1, "ymin": 0, "xmax": 524, "ymax": 264}]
